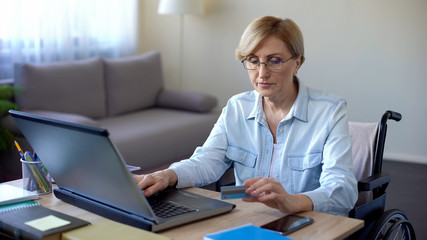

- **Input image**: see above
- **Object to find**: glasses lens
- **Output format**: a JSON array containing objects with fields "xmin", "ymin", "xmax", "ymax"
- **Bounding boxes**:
[
  {"xmin": 243, "ymin": 56, "xmax": 292, "ymax": 70},
  {"xmin": 267, "ymin": 58, "xmax": 283, "ymax": 70},
  {"xmin": 244, "ymin": 57, "xmax": 259, "ymax": 70}
]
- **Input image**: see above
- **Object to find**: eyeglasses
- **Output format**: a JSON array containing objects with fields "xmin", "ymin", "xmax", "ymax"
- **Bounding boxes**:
[{"xmin": 242, "ymin": 56, "xmax": 295, "ymax": 71}]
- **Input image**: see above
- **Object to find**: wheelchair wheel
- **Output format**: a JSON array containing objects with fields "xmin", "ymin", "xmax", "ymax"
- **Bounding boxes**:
[{"xmin": 368, "ymin": 209, "xmax": 416, "ymax": 240}]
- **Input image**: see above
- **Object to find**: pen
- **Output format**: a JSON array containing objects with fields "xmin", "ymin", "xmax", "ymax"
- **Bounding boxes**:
[
  {"xmin": 33, "ymin": 152, "xmax": 48, "ymax": 173},
  {"xmin": 15, "ymin": 140, "xmax": 32, "ymax": 189},
  {"xmin": 24, "ymin": 152, "xmax": 45, "ymax": 192},
  {"xmin": 14, "ymin": 140, "xmax": 24, "ymax": 159},
  {"xmin": 24, "ymin": 151, "xmax": 50, "ymax": 192}
]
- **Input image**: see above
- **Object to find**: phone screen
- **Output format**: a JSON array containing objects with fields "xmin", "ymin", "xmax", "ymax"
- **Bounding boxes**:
[{"xmin": 261, "ymin": 214, "xmax": 314, "ymax": 235}]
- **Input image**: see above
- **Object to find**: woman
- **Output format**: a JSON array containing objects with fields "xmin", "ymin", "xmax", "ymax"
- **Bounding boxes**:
[{"xmin": 135, "ymin": 16, "xmax": 357, "ymax": 216}]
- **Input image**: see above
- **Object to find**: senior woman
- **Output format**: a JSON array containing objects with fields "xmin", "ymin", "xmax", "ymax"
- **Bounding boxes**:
[{"xmin": 135, "ymin": 16, "xmax": 358, "ymax": 216}]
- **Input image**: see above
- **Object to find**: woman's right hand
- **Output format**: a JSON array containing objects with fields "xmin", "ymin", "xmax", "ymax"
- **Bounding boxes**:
[{"xmin": 134, "ymin": 169, "xmax": 178, "ymax": 197}]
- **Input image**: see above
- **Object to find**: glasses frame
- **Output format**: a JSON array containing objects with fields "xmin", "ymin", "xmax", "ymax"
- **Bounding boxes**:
[{"xmin": 242, "ymin": 56, "xmax": 295, "ymax": 71}]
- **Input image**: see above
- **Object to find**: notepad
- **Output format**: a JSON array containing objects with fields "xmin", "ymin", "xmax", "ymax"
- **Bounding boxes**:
[
  {"xmin": 0, "ymin": 183, "xmax": 39, "ymax": 205},
  {"xmin": 0, "ymin": 204, "xmax": 90, "ymax": 240},
  {"xmin": 25, "ymin": 215, "xmax": 71, "ymax": 231}
]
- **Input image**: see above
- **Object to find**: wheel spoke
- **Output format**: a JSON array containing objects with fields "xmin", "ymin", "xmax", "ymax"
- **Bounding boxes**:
[
  {"xmin": 392, "ymin": 224, "xmax": 401, "ymax": 240},
  {"xmin": 367, "ymin": 209, "xmax": 415, "ymax": 240}
]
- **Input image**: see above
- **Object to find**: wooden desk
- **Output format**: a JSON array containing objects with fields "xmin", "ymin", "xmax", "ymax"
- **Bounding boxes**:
[{"xmin": 5, "ymin": 180, "xmax": 363, "ymax": 240}]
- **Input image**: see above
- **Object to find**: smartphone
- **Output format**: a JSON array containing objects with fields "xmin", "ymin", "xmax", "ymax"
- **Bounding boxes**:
[{"xmin": 261, "ymin": 214, "xmax": 314, "ymax": 235}]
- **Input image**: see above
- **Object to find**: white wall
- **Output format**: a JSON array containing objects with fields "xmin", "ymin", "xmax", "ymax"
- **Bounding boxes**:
[{"xmin": 139, "ymin": 0, "xmax": 427, "ymax": 164}]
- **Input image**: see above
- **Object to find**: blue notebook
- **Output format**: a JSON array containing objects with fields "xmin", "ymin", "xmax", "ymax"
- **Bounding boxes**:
[{"xmin": 204, "ymin": 224, "xmax": 292, "ymax": 240}]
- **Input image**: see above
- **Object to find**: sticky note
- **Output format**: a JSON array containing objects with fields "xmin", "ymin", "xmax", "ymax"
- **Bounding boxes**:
[{"xmin": 25, "ymin": 215, "xmax": 71, "ymax": 231}]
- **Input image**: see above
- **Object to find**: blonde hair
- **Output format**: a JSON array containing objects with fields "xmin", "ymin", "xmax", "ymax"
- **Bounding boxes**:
[{"xmin": 235, "ymin": 16, "xmax": 305, "ymax": 66}]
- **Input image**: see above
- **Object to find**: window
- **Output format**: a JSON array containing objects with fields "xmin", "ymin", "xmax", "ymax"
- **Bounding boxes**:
[{"xmin": 0, "ymin": 0, "xmax": 138, "ymax": 80}]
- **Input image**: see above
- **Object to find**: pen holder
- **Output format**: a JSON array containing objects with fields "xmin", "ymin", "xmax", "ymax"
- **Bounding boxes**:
[{"xmin": 21, "ymin": 159, "xmax": 52, "ymax": 194}]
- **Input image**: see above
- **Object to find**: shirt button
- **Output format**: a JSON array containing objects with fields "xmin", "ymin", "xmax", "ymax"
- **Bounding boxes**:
[
  {"xmin": 275, "ymin": 174, "xmax": 279, "ymax": 178},
  {"xmin": 279, "ymin": 128, "xmax": 283, "ymax": 132}
]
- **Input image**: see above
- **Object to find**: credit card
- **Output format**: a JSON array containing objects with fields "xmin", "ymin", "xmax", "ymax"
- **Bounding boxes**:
[{"xmin": 220, "ymin": 185, "xmax": 253, "ymax": 200}]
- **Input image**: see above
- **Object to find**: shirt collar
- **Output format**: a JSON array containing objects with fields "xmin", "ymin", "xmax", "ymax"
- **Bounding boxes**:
[
  {"xmin": 248, "ymin": 91, "xmax": 263, "ymax": 120},
  {"xmin": 292, "ymin": 82, "xmax": 309, "ymax": 122},
  {"xmin": 248, "ymin": 82, "xmax": 309, "ymax": 122}
]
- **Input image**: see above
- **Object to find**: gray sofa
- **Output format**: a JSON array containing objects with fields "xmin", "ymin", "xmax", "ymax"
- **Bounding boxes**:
[{"xmin": 4, "ymin": 51, "xmax": 219, "ymax": 171}]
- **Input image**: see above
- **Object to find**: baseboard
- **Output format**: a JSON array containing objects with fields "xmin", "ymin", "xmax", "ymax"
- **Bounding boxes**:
[{"xmin": 383, "ymin": 152, "xmax": 427, "ymax": 165}]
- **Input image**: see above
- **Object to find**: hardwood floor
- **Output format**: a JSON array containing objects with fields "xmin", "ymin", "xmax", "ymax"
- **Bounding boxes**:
[{"xmin": 382, "ymin": 160, "xmax": 427, "ymax": 239}]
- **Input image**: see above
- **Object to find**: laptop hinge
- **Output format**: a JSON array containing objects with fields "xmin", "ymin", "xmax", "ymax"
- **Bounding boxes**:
[{"xmin": 54, "ymin": 188, "xmax": 155, "ymax": 231}]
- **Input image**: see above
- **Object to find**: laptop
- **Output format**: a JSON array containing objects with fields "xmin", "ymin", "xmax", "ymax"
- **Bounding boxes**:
[{"xmin": 9, "ymin": 110, "xmax": 235, "ymax": 232}]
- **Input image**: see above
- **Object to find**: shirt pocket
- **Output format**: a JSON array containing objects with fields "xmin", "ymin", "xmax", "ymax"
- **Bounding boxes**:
[
  {"xmin": 226, "ymin": 146, "xmax": 257, "ymax": 183},
  {"xmin": 287, "ymin": 152, "xmax": 323, "ymax": 193}
]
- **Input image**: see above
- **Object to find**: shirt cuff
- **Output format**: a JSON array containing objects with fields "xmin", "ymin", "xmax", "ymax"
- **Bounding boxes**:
[
  {"xmin": 304, "ymin": 191, "xmax": 351, "ymax": 216},
  {"xmin": 169, "ymin": 163, "xmax": 194, "ymax": 189}
]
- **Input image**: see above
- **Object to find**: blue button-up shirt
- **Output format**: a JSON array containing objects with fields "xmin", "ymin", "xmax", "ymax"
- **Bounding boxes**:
[{"xmin": 170, "ymin": 83, "xmax": 358, "ymax": 216}]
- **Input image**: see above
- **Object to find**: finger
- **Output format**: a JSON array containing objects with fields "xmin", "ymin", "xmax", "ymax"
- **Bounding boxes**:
[
  {"xmin": 133, "ymin": 174, "xmax": 145, "ymax": 184},
  {"xmin": 133, "ymin": 174, "xmax": 144, "ymax": 187},
  {"xmin": 256, "ymin": 191, "xmax": 277, "ymax": 202},
  {"xmin": 143, "ymin": 183, "xmax": 164, "ymax": 197},
  {"xmin": 243, "ymin": 177, "xmax": 262, "ymax": 187},
  {"xmin": 241, "ymin": 196, "xmax": 259, "ymax": 203},
  {"xmin": 245, "ymin": 178, "xmax": 271, "ymax": 195},
  {"xmin": 136, "ymin": 174, "xmax": 156, "ymax": 190},
  {"xmin": 242, "ymin": 192, "xmax": 274, "ymax": 206},
  {"xmin": 243, "ymin": 177, "xmax": 263, "ymax": 193},
  {"xmin": 252, "ymin": 178, "xmax": 284, "ymax": 195}
]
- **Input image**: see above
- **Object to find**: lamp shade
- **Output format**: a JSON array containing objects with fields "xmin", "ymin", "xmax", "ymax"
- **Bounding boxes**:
[{"xmin": 158, "ymin": 0, "xmax": 205, "ymax": 15}]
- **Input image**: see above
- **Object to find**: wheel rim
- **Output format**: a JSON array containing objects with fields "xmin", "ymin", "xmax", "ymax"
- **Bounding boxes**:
[
  {"xmin": 382, "ymin": 219, "xmax": 414, "ymax": 240},
  {"xmin": 369, "ymin": 209, "xmax": 414, "ymax": 240}
]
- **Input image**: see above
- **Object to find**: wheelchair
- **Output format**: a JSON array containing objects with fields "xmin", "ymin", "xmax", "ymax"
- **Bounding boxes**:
[
  {"xmin": 349, "ymin": 111, "xmax": 415, "ymax": 239},
  {"xmin": 214, "ymin": 110, "xmax": 416, "ymax": 239}
]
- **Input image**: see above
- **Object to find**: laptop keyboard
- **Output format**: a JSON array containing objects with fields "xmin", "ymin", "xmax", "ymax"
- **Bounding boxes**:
[{"xmin": 148, "ymin": 198, "xmax": 197, "ymax": 218}]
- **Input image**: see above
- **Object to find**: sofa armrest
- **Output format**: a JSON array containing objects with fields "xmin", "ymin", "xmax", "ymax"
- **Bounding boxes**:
[{"xmin": 155, "ymin": 90, "xmax": 218, "ymax": 113}]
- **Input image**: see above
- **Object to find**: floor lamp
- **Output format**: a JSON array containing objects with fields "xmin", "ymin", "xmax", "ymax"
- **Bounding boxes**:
[{"xmin": 158, "ymin": 0, "xmax": 205, "ymax": 89}]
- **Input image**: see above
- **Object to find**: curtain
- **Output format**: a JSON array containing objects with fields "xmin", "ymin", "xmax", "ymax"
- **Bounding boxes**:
[{"xmin": 0, "ymin": 0, "xmax": 138, "ymax": 80}]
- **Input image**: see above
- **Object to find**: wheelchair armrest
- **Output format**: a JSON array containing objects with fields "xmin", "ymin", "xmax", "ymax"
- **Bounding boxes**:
[{"xmin": 358, "ymin": 172, "xmax": 390, "ymax": 192}]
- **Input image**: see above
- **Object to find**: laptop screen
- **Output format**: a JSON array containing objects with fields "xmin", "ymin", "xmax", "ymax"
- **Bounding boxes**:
[{"xmin": 9, "ymin": 110, "xmax": 155, "ymax": 221}]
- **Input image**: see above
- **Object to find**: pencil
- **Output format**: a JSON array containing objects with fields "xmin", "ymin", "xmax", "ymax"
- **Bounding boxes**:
[
  {"xmin": 24, "ymin": 152, "xmax": 50, "ymax": 192},
  {"xmin": 14, "ymin": 140, "xmax": 24, "ymax": 159}
]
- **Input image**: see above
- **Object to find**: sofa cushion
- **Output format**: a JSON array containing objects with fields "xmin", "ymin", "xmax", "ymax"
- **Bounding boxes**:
[
  {"xmin": 156, "ymin": 90, "xmax": 218, "ymax": 113},
  {"xmin": 14, "ymin": 58, "xmax": 106, "ymax": 119},
  {"xmin": 104, "ymin": 51, "xmax": 163, "ymax": 116},
  {"xmin": 98, "ymin": 109, "xmax": 220, "ymax": 169}
]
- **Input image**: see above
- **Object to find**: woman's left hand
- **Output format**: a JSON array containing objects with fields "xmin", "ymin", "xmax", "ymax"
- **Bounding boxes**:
[{"xmin": 242, "ymin": 177, "xmax": 313, "ymax": 213}]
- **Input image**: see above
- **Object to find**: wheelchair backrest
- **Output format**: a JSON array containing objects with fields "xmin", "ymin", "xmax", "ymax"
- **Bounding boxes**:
[{"xmin": 349, "ymin": 121, "xmax": 379, "ymax": 205}]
